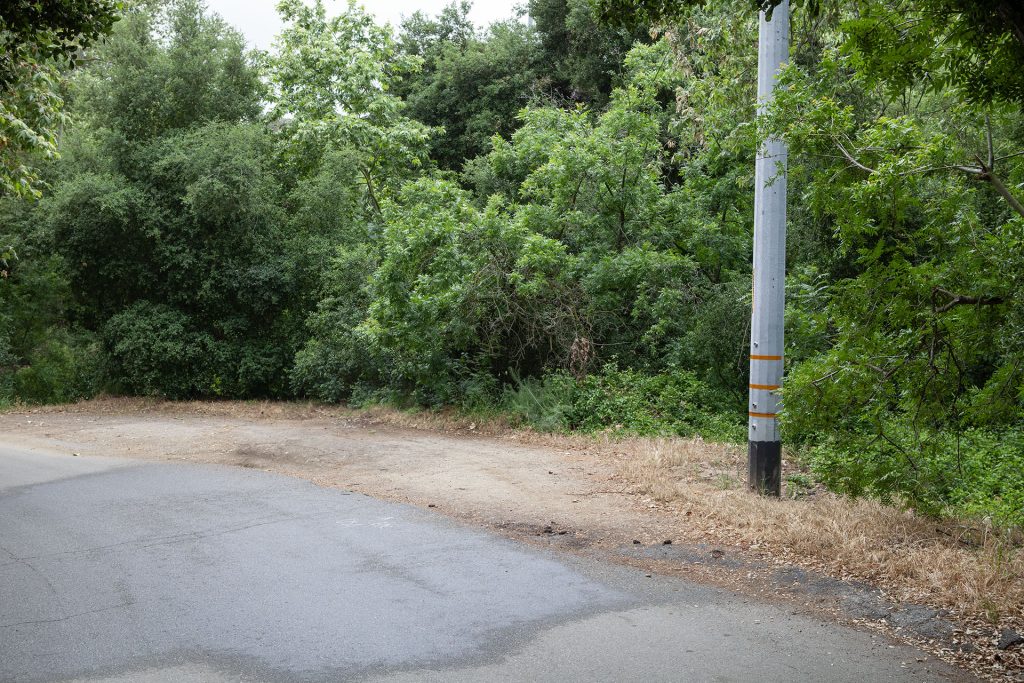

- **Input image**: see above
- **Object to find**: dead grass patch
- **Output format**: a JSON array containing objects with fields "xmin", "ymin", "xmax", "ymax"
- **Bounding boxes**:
[{"xmin": 613, "ymin": 436, "xmax": 1024, "ymax": 624}]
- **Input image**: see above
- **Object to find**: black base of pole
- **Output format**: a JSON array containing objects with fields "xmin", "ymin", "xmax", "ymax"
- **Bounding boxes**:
[{"xmin": 748, "ymin": 441, "xmax": 781, "ymax": 496}]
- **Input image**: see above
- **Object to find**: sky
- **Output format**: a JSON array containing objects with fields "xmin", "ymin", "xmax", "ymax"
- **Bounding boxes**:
[{"xmin": 204, "ymin": 0, "xmax": 523, "ymax": 51}]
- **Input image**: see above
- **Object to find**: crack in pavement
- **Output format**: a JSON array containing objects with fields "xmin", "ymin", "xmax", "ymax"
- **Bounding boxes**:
[{"xmin": 1, "ymin": 601, "xmax": 135, "ymax": 630}]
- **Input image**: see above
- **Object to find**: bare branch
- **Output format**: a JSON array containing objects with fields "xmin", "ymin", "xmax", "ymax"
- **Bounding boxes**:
[
  {"xmin": 829, "ymin": 136, "xmax": 1024, "ymax": 219},
  {"xmin": 978, "ymin": 168, "xmax": 1024, "ymax": 219},
  {"xmin": 970, "ymin": 154, "xmax": 1024, "ymax": 219},
  {"xmin": 834, "ymin": 139, "xmax": 876, "ymax": 173},
  {"xmin": 932, "ymin": 287, "xmax": 1005, "ymax": 314},
  {"xmin": 993, "ymin": 149, "xmax": 1024, "ymax": 163}
]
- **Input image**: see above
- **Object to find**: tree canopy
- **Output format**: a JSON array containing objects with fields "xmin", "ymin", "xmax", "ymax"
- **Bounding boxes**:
[{"xmin": 0, "ymin": 0, "xmax": 120, "ymax": 198}]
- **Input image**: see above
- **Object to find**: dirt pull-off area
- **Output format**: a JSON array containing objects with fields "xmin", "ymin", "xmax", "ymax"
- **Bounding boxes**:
[{"xmin": 1, "ymin": 398, "xmax": 1021, "ymax": 681}]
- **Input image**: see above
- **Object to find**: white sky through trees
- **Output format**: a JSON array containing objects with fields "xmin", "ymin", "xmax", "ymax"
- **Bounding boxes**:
[{"xmin": 204, "ymin": 0, "xmax": 523, "ymax": 51}]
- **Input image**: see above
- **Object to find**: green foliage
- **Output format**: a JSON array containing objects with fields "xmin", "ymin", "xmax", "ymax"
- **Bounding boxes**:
[
  {"xmin": 398, "ymin": 18, "xmax": 544, "ymax": 169},
  {"xmin": 396, "ymin": 0, "xmax": 475, "ymax": 60},
  {"xmin": 282, "ymin": 49, "xmax": 749, "ymax": 434},
  {"xmin": 287, "ymin": 28, "xmax": 754, "ymax": 430},
  {"xmin": 843, "ymin": 0, "xmax": 1024, "ymax": 105},
  {"xmin": 12, "ymin": 331, "xmax": 101, "ymax": 404},
  {"xmin": 72, "ymin": 1, "xmax": 262, "ymax": 156},
  {"xmin": 0, "ymin": 0, "xmax": 120, "ymax": 198},
  {"xmin": 47, "ymin": 121, "xmax": 303, "ymax": 398},
  {"xmin": 47, "ymin": 172, "xmax": 160, "ymax": 324},
  {"xmin": 102, "ymin": 302, "xmax": 219, "ymax": 398},
  {"xmin": 20, "ymin": 0, "xmax": 307, "ymax": 399},
  {"xmin": 394, "ymin": 0, "xmax": 651, "ymax": 170},
  {"xmin": 0, "ymin": 195, "xmax": 99, "ymax": 404},
  {"xmin": 359, "ymin": 177, "xmax": 583, "ymax": 403},
  {"xmin": 500, "ymin": 373, "xmax": 577, "ymax": 431},
  {"xmin": 0, "ymin": 0, "xmax": 120, "ymax": 77},
  {"xmin": 530, "ymin": 0, "xmax": 651, "ymax": 106},
  {"xmin": 591, "ymin": 0, "xmax": 700, "ymax": 29},
  {"xmin": 290, "ymin": 245, "xmax": 380, "ymax": 402},
  {"xmin": 0, "ymin": 313, "xmax": 15, "ymax": 400},
  {"xmin": 0, "ymin": 242, "xmax": 14, "ymax": 272},
  {"xmin": 803, "ymin": 427, "xmax": 1024, "ymax": 528},
  {"xmin": 270, "ymin": 0, "xmax": 420, "ymax": 123},
  {"xmin": 503, "ymin": 365, "xmax": 743, "ymax": 440},
  {"xmin": 567, "ymin": 365, "xmax": 743, "ymax": 440},
  {"xmin": 759, "ymin": 20, "xmax": 1024, "ymax": 523},
  {"xmin": 591, "ymin": 0, "xmax": 789, "ymax": 30},
  {"xmin": 0, "ymin": 49, "xmax": 65, "ymax": 198},
  {"xmin": 268, "ymin": 0, "xmax": 432, "ymax": 210}
]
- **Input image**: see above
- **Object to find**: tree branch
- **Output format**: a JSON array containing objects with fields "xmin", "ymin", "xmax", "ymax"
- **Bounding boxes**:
[
  {"xmin": 976, "ymin": 165, "xmax": 1024, "ymax": 219},
  {"xmin": 835, "ymin": 139, "xmax": 876, "ymax": 173},
  {"xmin": 361, "ymin": 168, "xmax": 382, "ymax": 218},
  {"xmin": 986, "ymin": 113, "xmax": 995, "ymax": 171},
  {"xmin": 955, "ymin": 154, "xmax": 1024, "ymax": 219},
  {"xmin": 831, "ymin": 134, "xmax": 1024, "ymax": 217},
  {"xmin": 932, "ymin": 287, "xmax": 1005, "ymax": 314}
]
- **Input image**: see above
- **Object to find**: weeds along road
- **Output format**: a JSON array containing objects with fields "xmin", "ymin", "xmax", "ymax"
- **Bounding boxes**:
[{"xmin": 0, "ymin": 444, "xmax": 969, "ymax": 682}]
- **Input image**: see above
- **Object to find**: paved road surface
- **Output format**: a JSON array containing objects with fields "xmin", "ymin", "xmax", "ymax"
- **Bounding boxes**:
[{"xmin": 0, "ymin": 445, "xmax": 966, "ymax": 682}]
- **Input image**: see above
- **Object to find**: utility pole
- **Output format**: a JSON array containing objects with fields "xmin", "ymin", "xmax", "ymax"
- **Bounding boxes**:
[{"xmin": 748, "ymin": 0, "xmax": 788, "ymax": 496}]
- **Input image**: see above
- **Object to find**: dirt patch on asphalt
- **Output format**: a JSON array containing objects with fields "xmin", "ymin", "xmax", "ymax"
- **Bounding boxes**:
[{"xmin": 1, "ymin": 397, "xmax": 1021, "ymax": 680}]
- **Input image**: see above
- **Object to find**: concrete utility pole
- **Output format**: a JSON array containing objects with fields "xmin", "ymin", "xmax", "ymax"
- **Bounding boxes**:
[{"xmin": 748, "ymin": 0, "xmax": 789, "ymax": 496}]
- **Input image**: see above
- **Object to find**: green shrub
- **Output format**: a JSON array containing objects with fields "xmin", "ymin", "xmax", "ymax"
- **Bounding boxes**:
[
  {"xmin": 567, "ymin": 365, "xmax": 744, "ymax": 441},
  {"xmin": 12, "ymin": 333, "xmax": 102, "ymax": 404},
  {"xmin": 501, "ymin": 373, "xmax": 577, "ymax": 432},
  {"xmin": 102, "ymin": 302, "xmax": 222, "ymax": 399},
  {"xmin": 458, "ymin": 370, "xmax": 502, "ymax": 413},
  {"xmin": 290, "ymin": 246, "xmax": 381, "ymax": 402},
  {"xmin": 803, "ymin": 425, "xmax": 1024, "ymax": 529},
  {"xmin": 0, "ymin": 320, "xmax": 15, "ymax": 402},
  {"xmin": 502, "ymin": 365, "xmax": 743, "ymax": 440}
]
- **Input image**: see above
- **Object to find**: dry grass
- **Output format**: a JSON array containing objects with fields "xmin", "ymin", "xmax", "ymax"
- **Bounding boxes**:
[
  {"xmin": 615, "ymin": 436, "xmax": 1024, "ymax": 625},
  {"xmin": 18, "ymin": 395, "xmax": 518, "ymax": 431}
]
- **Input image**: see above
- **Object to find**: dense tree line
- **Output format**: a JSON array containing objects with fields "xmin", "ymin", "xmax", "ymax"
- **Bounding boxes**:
[{"xmin": 1, "ymin": 0, "xmax": 1021, "ymax": 527}]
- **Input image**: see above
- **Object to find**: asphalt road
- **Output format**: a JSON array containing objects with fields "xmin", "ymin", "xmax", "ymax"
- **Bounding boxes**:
[{"xmin": 0, "ymin": 445, "xmax": 966, "ymax": 682}]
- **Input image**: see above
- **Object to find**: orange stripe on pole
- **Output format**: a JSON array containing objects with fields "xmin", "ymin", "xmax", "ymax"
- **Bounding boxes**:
[
  {"xmin": 748, "ymin": 411, "xmax": 777, "ymax": 419},
  {"xmin": 748, "ymin": 383, "xmax": 780, "ymax": 390},
  {"xmin": 750, "ymin": 354, "xmax": 782, "ymax": 361}
]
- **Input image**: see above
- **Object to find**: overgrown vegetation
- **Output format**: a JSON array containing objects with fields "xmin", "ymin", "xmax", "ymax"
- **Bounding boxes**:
[{"xmin": 1, "ymin": 0, "xmax": 1022, "ymax": 529}]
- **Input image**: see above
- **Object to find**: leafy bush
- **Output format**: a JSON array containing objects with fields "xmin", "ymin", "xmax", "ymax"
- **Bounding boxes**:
[
  {"xmin": 12, "ymin": 333, "xmax": 102, "ymax": 404},
  {"xmin": 291, "ymin": 246, "xmax": 381, "ymax": 402},
  {"xmin": 501, "ymin": 373, "xmax": 577, "ymax": 432},
  {"xmin": 802, "ymin": 425, "xmax": 1024, "ymax": 529},
  {"xmin": 503, "ymin": 365, "xmax": 743, "ymax": 440},
  {"xmin": 357, "ymin": 178, "xmax": 584, "ymax": 404},
  {"xmin": 568, "ymin": 365, "xmax": 744, "ymax": 441},
  {"xmin": 0, "ymin": 319, "xmax": 15, "ymax": 402},
  {"xmin": 102, "ymin": 302, "xmax": 221, "ymax": 399}
]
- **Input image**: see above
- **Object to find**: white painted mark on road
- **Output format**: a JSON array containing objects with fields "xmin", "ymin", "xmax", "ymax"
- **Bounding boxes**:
[{"xmin": 336, "ymin": 516, "xmax": 395, "ymax": 529}]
